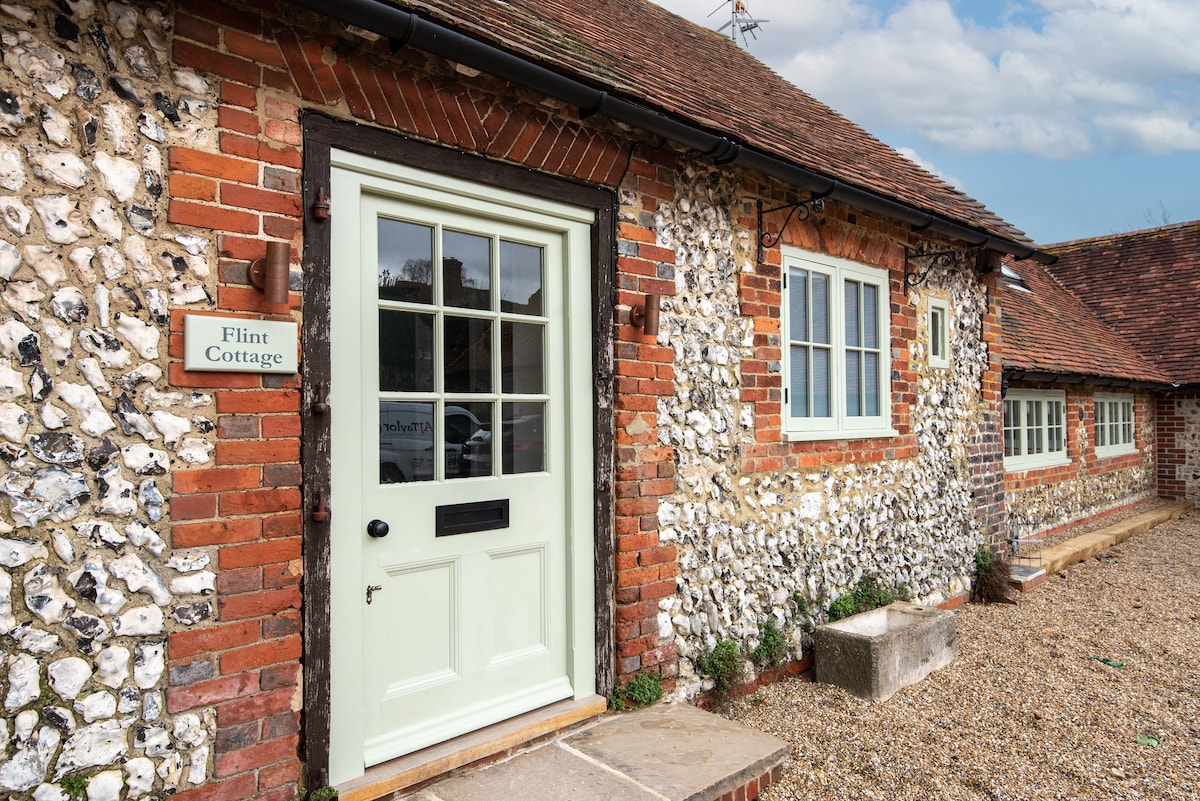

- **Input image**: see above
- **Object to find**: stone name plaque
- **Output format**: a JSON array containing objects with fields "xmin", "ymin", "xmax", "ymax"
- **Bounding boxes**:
[{"xmin": 184, "ymin": 315, "xmax": 298, "ymax": 374}]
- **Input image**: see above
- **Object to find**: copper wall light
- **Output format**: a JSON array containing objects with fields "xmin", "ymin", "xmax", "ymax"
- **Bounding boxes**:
[
  {"xmin": 630, "ymin": 293, "xmax": 660, "ymax": 337},
  {"xmin": 249, "ymin": 241, "xmax": 291, "ymax": 306}
]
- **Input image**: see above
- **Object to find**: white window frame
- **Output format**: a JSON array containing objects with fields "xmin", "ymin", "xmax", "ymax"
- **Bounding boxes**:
[
  {"xmin": 1095, "ymin": 392, "xmax": 1136, "ymax": 458},
  {"xmin": 1003, "ymin": 389, "xmax": 1068, "ymax": 470},
  {"xmin": 782, "ymin": 247, "xmax": 894, "ymax": 441},
  {"xmin": 928, "ymin": 297, "xmax": 950, "ymax": 369}
]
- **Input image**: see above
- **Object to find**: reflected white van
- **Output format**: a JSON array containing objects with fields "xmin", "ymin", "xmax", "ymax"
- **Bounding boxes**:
[{"xmin": 379, "ymin": 402, "xmax": 481, "ymax": 482}]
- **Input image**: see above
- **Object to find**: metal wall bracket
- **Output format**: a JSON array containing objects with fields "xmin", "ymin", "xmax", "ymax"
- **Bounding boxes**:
[
  {"xmin": 903, "ymin": 247, "xmax": 973, "ymax": 293},
  {"xmin": 757, "ymin": 192, "xmax": 832, "ymax": 263}
]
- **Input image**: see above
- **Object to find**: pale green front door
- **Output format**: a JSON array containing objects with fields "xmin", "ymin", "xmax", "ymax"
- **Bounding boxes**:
[{"xmin": 327, "ymin": 152, "xmax": 596, "ymax": 784}]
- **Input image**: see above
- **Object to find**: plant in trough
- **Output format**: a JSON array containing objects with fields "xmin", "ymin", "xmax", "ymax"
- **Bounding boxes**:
[{"xmin": 827, "ymin": 577, "xmax": 899, "ymax": 621}]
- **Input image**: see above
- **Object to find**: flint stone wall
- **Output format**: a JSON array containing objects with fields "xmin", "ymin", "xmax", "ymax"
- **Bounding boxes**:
[
  {"xmin": 653, "ymin": 161, "xmax": 991, "ymax": 698},
  {"xmin": 0, "ymin": 2, "xmax": 221, "ymax": 798}
]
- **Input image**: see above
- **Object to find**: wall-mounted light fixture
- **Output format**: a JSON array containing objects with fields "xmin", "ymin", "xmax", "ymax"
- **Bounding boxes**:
[
  {"xmin": 249, "ymin": 241, "xmax": 291, "ymax": 306},
  {"xmin": 630, "ymin": 293, "xmax": 660, "ymax": 337}
]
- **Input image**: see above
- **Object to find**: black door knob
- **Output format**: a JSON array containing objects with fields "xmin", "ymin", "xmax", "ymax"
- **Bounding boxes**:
[{"xmin": 366, "ymin": 519, "xmax": 390, "ymax": 538}]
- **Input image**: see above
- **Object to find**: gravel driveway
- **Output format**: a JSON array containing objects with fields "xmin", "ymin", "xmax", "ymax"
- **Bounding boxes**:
[{"xmin": 727, "ymin": 511, "xmax": 1200, "ymax": 801}]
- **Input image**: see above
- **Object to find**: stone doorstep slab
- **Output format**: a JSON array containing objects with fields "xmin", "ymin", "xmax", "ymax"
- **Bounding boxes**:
[
  {"xmin": 1032, "ymin": 501, "xmax": 1193, "ymax": 578},
  {"xmin": 405, "ymin": 704, "xmax": 788, "ymax": 801}
]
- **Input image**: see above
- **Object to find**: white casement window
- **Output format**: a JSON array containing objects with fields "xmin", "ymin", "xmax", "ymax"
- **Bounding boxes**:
[
  {"xmin": 1003, "ymin": 389, "xmax": 1068, "ymax": 470},
  {"xmin": 783, "ymin": 247, "xmax": 894, "ymax": 440},
  {"xmin": 1095, "ymin": 393, "xmax": 1136, "ymax": 457},
  {"xmin": 928, "ymin": 298, "xmax": 950, "ymax": 369}
]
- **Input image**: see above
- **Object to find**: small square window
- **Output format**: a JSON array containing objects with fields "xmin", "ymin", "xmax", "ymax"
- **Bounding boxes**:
[
  {"xmin": 1095, "ymin": 393, "xmax": 1136, "ymax": 457},
  {"xmin": 929, "ymin": 298, "xmax": 949, "ymax": 368}
]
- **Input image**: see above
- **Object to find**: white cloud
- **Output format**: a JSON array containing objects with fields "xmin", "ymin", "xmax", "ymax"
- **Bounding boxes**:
[{"xmin": 654, "ymin": 0, "xmax": 1200, "ymax": 158}]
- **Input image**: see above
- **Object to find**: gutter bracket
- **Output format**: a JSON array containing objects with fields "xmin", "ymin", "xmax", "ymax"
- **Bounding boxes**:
[
  {"xmin": 903, "ymin": 247, "xmax": 977, "ymax": 293},
  {"xmin": 757, "ymin": 192, "xmax": 832, "ymax": 263}
]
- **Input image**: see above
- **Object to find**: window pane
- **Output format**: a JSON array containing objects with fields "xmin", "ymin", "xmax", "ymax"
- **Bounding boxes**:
[
  {"xmin": 443, "ymin": 230, "xmax": 491, "ymax": 310},
  {"xmin": 790, "ymin": 345, "xmax": 808, "ymax": 417},
  {"xmin": 811, "ymin": 273, "xmax": 830, "ymax": 344},
  {"xmin": 378, "ymin": 219, "xmax": 433, "ymax": 304},
  {"xmin": 1096, "ymin": 402, "xmax": 1107, "ymax": 447},
  {"xmin": 789, "ymin": 269, "xmax": 808, "ymax": 342},
  {"xmin": 864, "ymin": 353, "xmax": 879, "ymax": 416},
  {"xmin": 845, "ymin": 350, "xmax": 861, "ymax": 416},
  {"xmin": 502, "ymin": 321, "xmax": 544, "ymax": 394},
  {"xmin": 379, "ymin": 310, "xmax": 434, "ymax": 392},
  {"xmin": 1003, "ymin": 400, "xmax": 1018, "ymax": 457},
  {"xmin": 844, "ymin": 280, "xmax": 860, "ymax": 348},
  {"xmin": 444, "ymin": 316, "xmax": 492, "ymax": 393},
  {"xmin": 458, "ymin": 402, "xmax": 495, "ymax": 478},
  {"xmin": 1026, "ymin": 401, "xmax": 1044, "ymax": 454},
  {"xmin": 864, "ymin": 284, "xmax": 879, "ymax": 350},
  {"xmin": 930, "ymin": 307, "xmax": 943, "ymax": 358},
  {"xmin": 813, "ymin": 348, "xmax": 831, "ymax": 418},
  {"xmin": 379, "ymin": 401, "xmax": 434, "ymax": 484},
  {"xmin": 500, "ymin": 240, "xmax": 543, "ymax": 314},
  {"xmin": 501, "ymin": 401, "xmax": 544, "ymax": 474}
]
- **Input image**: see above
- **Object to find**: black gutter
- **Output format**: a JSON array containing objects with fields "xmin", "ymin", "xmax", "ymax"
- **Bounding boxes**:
[
  {"xmin": 288, "ymin": 0, "xmax": 1054, "ymax": 264},
  {"xmin": 1003, "ymin": 368, "xmax": 1178, "ymax": 392}
]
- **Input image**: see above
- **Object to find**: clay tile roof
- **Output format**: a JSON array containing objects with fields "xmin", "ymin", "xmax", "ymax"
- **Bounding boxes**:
[
  {"xmin": 1039, "ymin": 221, "xmax": 1200, "ymax": 386},
  {"xmin": 402, "ymin": 0, "xmax": 1032, "ymax": 246},
  {"xmin": 1000, "ymin": 255, "xmax": 1173, "ymax": 386}
]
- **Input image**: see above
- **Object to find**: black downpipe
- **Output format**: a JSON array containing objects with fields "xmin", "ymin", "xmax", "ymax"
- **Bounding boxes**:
[{"xmin": 288, "ymin": 0, "xmax": 1051, "ymax": 263}]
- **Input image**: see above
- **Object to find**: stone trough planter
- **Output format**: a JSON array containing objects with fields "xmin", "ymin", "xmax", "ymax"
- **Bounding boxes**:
[{"xmin": 814, "ymin": 601, "xmax": 957, "ymax": 701}]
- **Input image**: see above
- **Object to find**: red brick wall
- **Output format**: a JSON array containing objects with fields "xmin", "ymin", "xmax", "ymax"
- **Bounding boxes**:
[
  {"xmin": 165, "ymin": 1, "xmax": 645, "ymax": 797},
  {"xmin": 1157, "ymin": 392, "xmax": 1198, "ymax": 502}
]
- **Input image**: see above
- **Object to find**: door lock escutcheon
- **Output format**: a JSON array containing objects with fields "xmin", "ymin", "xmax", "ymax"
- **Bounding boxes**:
[{"xmin": 366, "ymin": 585, "xmax": 382, "ymax": 604}]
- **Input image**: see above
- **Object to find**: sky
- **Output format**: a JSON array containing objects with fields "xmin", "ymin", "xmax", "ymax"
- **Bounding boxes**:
[{"xmin": 648, "ymin": 0, "xmax": 1200, "ymax": 245}]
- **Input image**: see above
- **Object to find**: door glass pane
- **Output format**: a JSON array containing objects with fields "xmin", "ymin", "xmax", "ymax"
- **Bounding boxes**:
[
  {"xmin": 501, "ymin": 402, "xmax": 544, "ymax": 475},
  {"xmin": 378, "ymin": 219, "xmax": 433, "ymax": 304},
  {"xmin": 379, "ymin": 310, "xmax": 434, "ymax": 392},
  {"xmin": 813, "ymin": 348, "xmax": 831, "ymax": 418},
  {"xmin": 864, "ymin": 284, "xmax": 879, "ymax": 349},
  {"xmin": 846, "ymin": 350, "xmax": 861, "ymax": 416},
  {"xmin": 448, "ymin": 402, "xmax": 491, "ymax": 480},
  {"xmin": 501, "ymin": 241, "xmax": 543, "ymax": 314},
  {"xmin": 443, "ymin": 230, "xmax": 491, "ymax": 310},
  {"xmin": 790, "ymin": 345, "xmax": 808, "ymax": 417},
  {"xmin": 444, "ymin": 316, "xmax": 492, "ymax": 393},
  {"xmin": 502, "ymin": 322, "xmax": 544, "ymax": 394},
  {"xmin": 811, "ymin": 273, "xmax": 830, "ymax": 344},
  {"xmin": 789, "ymin": 269, "xmax": 808, "ymax": 342},
  {"xmin": 844, "ymin": 280, "xmax": 860, "ymax": 348},
  {"xmin": 379, "ymin": 401, "xmax": 435, "ymax": 484}
]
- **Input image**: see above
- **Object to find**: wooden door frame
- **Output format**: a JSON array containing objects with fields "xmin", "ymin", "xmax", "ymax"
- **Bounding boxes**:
[{"xmin": 300, "ymin": 112, "xmax": 616, "ymax": 786}]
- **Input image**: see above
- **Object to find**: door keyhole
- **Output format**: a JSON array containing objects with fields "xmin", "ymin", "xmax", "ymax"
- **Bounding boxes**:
[{"xmin": 366, "ymin": 584, "xmax": 382, "ymax": 604}]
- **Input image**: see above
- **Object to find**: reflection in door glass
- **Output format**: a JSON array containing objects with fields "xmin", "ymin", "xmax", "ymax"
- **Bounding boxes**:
[
  {"xmin": 501, "ymin": 322, "xmax": 544, "ymax": 394},
  {"xmin": 444, "ymin": 316, "xmax": 492, "ymax": 393},
  {"xmin": 443, "ymin": 230, "xmax": 491, "ymax": 310},
  {"xmin": 500, "ymin": 241, "xmax": 543, "ymax": 314},
  {"xmin": 379, "ymin": 310, "xmax": 434, "ymax": 392},
  {"xmin": 501, "ymin": 402, "xmax": 544, "ymax": 475},
  {"xmin": 379, "ymin": 401, "xmax": 435, "ymax": 484},
  {"xmin": 378, "ymin": 219, "xmax": 433, "ymax": 304},
  {"xmin": 456, "ymin": 402, "xmax": 493, "ymax": 478}
]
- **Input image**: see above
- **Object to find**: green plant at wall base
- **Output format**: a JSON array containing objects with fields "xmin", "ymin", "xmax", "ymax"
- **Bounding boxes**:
[
  {"xmin": 972, "ymin": 546, "xmax": 1013, "ymax": 604},
  {"xmin": 61, "ymin": 775, "xmax": 89, "ymax": 800},
  {"xmin": 750, "ymin": 620, "xmax": 787, "ymax": 668},
  {"xmin": 609, "ymin": 670, "xmax": 663, "ymax": 711},
  {"xmin": 295, "ymin": 787, "xmax": 339, "ymax": 801},
  {"xmin": 792, "ymin": 593, "xmax": 810, "ymax": 617},
  {"xmin": 827, "ymin": 578, "xmax": 899, "ymax": 622},
  {"xmin": 697, "ymin": 639, "xmax": 742, "ymax": 699}
]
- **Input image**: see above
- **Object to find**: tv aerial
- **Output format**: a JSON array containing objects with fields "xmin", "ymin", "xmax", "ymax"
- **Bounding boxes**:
[{"xmin": 709, "ymin": 0, "xmax": 768, "ymax": 47}]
